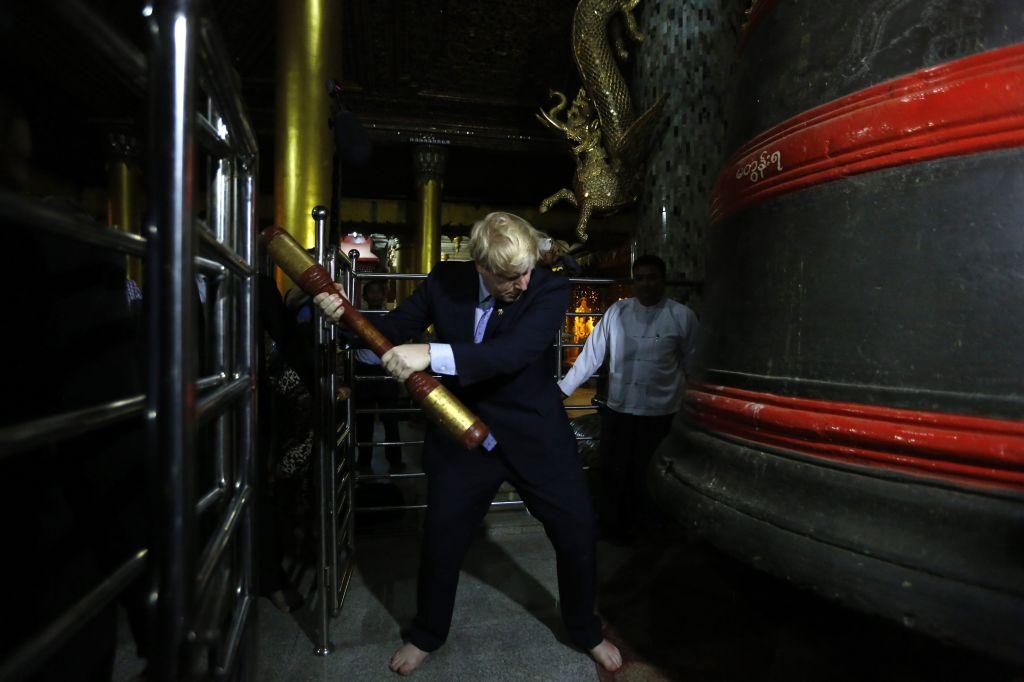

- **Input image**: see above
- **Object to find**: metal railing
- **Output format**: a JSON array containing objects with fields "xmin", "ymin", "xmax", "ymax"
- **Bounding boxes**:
[
  {"xmin": 148, "ymin": 4, "xmax": 259, "ymax": 678},
  {"xmin": 304, "ymin": 209, "xmax": 358, "ymax": 657},
  {"xmin": 0, "ymin": 2, "xmax": 259, "ymax": 679}
]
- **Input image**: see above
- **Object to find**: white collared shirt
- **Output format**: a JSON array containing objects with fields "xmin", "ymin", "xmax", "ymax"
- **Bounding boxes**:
[
  {"xmin": 557, "ymin": 297, "xmax": 698, "ymax": 416},
  {"xmin": 426, "ymin": 273, "xmax": 491, "ymax": 375},
  {"xmin": 356, "ymin": 275, "xmax": 489, "ymax": 374}
]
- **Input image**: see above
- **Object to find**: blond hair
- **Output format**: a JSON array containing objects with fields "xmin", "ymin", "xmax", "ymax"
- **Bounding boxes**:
[{"xmin": 469, "ymin": 212, "xmax": 539, "ymax": 275}]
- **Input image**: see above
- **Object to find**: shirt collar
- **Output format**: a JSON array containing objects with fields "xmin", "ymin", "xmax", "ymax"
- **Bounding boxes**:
[
  {"xmin": 477, "ymin": 273, "xmax": 492, "ymax": 306},
  {"xmin": 633, "ymin": 295, "xmax": 667, "ymax": 309}
]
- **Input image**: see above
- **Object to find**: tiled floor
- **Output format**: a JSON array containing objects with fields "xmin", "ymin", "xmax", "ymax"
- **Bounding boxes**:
[
  {"xmin": 112, "ymin": 419, "xmax": 1021, "ymax": 681},
  {"xmin": 112, "ymin": 520, "xmax": 1021, "ymax": 681},
  {"xmin": 257, "ymin": 516, "xmax": 628, "ymax": 682},
  {"xmin": 255, "ymin": 522, "xmax": 1024, "ymax": 682}
]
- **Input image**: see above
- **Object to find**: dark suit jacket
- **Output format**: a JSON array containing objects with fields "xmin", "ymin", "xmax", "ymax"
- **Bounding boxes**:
[{"xmin": 374, "ymin": 260, "xmax": 577, "ymax": 478}]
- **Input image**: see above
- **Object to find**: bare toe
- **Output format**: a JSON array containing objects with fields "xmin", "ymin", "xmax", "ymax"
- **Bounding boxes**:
[
  {"xmin": 389, "ymin": 643, "xmax": 428, "ymax": 676},
  {"xmin": 589, "ymin": 639, "xmax": 623, "ymax": 673}
]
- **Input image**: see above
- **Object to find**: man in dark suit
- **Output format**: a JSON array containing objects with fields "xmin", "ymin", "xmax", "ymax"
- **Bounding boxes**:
[{"xmin": 315, "ymin": 212, "xmax": 621, "ymax": 675}]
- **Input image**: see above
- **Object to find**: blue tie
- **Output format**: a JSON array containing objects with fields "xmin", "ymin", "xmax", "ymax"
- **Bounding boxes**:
[
  {"xmin": 474, "ymin": 296, "xmax": 494, "ymax": 344},
  {"xmin": 473, "ymin": 295, "xmax": 500, "ymax": 451}
]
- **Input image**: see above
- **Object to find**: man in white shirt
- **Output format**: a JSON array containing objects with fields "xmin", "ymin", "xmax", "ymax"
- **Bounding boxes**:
[{"xmin": 558, "ymin": 255, "xmax": 698, "ymax": 542}]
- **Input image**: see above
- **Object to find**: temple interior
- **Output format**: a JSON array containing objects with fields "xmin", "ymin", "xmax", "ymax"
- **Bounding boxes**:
[{"xmin": 1, "ymin": 1, "xmax": 1022, "ymax": 681}]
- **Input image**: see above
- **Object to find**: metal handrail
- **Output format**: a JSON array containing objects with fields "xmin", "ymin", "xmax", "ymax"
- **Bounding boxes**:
[
  {"xmin": 195, "ymin": 255, "xmax": 227, "ymax": 278},
  {"xmin": 196, "ymin": 371, "xmax": 229, "ymax": 392},
  {"xmin": 0, "ymin": 2, "xmax": 260, "ymax": 677},
  {"xmin": 357, "ymin": 272, "xmax": 427, "ymax": 281},
  {"xmin": 356, "ymin": 440, "xmax": 424, "ymax": 448},
  {"xmin": 0, "ymin": 189, "xmax": 147, "ymax": 257},
  {"xmin": 312, "ymin": 209, "xmax": 336, "ymax": 655},
  {"xmin": 195, "ymin": 485, "xmax": 252, "ymax": 593},
  {"xmin": 146, "ymin": 4, "xmax": 260, "ymax": 677},
  {"xmin": 196, "ymin": 219, "xmax": 254, "ymax": 276},
  {"xmin": 214, "ymin": 594, "xmax": 254, "ymax": 676},
  {"xmin": 190, "ymin": 564, "xmax": 233, "ymax": 644},
  {"xmin": 196, "ymin": 18, "xmax": 258, "ymax": 162},
  {"xmin": 0, "ymin": 549, "xmax": 148, "ymax": 680},
  {"xmin": 196, "ymin": 486, "xmax": 225, "ymax": 515},
  {"xmin": 358, "ymin": 500, "xmax": 527, "ymax": 513},
  {"xmin": 354, "ymin": 407, "xmax": 420, "ymax": 415},
  {"xmin": 359, "ymin": 471, "xmax": 427, "ymax": 481},
  {"xmin": 196, "ymin": 113, "xmax": 234, "ymax": 159},
  {"xmin": 569, "ymin": 276, "xmax": 626, "ymax": 285},
  {"xmin": 0, "ymin": 395, "xmax": 145, "ymax": 460},
  {"xmin": 45, "ymin": 1, "xmax": 252, "ymax": 163},
  {"xmin": 337, "ymin": 247, "xmax": 357, "ymax": 620},
  {"xmin": 196, "ymin": 376, "xmax": 251, "ymax": 424},
  {"xmin": 44, "ymin": 0, "xmax": 147, "ymax": 97}
]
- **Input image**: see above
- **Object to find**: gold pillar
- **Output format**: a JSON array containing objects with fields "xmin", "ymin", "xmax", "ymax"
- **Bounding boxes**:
[
  {"xmin": 107, "ymin": 133, "xmax": 142, "ymax": 283},
  {"xmin": 411, "ymin": 142, "xmax": 447, "ymax": 275},
  {"xmin": 274, "ymin": 0, "xmax": 341, "ymax": 291}
]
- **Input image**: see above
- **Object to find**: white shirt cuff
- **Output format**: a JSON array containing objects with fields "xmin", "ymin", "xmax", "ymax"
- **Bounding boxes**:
[
  {"xmin": 557, "ymin": 378, "xmax": 572, "ymax": 396},
  {"xmin": 354, "ymin": 348, "xmax": 380, "ymax": 365},
  {"xmin": 429, "ymin": 343, "xmax": 456, "ymax": 375}
]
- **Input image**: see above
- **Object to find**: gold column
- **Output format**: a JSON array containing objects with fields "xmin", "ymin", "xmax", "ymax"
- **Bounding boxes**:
[
  {"xmin": 107, "ymin": 133, "xmax": 142, "ymax": 283},
  {"xmin": 274, "ymin": 0, "xmax": 341, "ymax": 291},
  {"xmin": 411, "ymin": 142, "xmax": 448, "ymax": 275}
]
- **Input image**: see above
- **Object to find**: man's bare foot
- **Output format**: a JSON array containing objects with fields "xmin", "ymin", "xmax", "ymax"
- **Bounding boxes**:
[
  {"xmin": 589, "ymin": 638, "xmax": 623, "ymax": 672},
  {"xmin": 389, "ymin": 643, "xmax": 428, "ymax": 676}
]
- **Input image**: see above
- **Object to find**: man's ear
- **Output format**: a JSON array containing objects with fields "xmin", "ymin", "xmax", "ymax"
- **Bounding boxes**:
[{"xmin": 474, "ymin": 262, "xmax": 485, "ymax": 275}]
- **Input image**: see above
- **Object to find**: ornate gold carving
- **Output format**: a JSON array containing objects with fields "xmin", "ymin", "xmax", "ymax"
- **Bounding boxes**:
[
  {"xmin": 538, "ymin": 0, "xmax": 665, "ymax": 241},
  {"xmin": 412, "ymin": 142, "xmax": 448, "ymax": 186},
  {"xmin": 386, "ymin": 237, "xmax": 401, "ymax": 272}
]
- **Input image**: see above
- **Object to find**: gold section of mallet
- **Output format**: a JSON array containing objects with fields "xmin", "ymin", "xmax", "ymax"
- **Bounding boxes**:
[
  {"xmin": 265, "ymin": 230, "xmax": 317, "ymax": 277},
  {"xmin": 420, "ymin": 384, "xmax": 479, "ymax": 439}
]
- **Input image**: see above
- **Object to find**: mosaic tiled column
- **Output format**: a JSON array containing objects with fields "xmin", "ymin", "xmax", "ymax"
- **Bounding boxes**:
[{"xmin": 632, "ymin": 0, "xmax": 749, "ymax": 310}]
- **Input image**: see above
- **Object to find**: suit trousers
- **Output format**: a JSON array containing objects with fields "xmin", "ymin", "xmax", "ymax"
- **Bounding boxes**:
[
  {"xmin": 598, "ymin": 407, "xmax": 675, "ymax": 538},
  {"xmin": 407, "ymin": 443, "xmax": 603, "ymax": 652}
]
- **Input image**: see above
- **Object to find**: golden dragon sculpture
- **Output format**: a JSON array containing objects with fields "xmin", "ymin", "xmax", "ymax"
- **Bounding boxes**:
[{"xmin": 538, "ymin": 0, "xmax": 665, "ymax": 241}]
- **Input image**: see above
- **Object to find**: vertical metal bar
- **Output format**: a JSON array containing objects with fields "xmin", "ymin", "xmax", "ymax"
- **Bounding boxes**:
[
  {"xmin": 311, "ymin": 206, "xmax": 333, "ymax": 656},
  {"xmin": 326, "ymin": 244, "xmax": 340, "ymax": 617},
  {"xmin": 341, "ymin": 252, "xmax": 359, "ymax": 610},
  {"xmin": 346, "ymin": 252, "xmax": 359, "ymax": 473},
  {"xmin": 210, "ymin": 103, "xmax": 231, "ymax": 493},
  {"xmin": 556, "ymin": 315, "xmax": 565, "ymax": 381},
  {"xmin": 339, "ymin": 253, "xmax": 360, "ymax": 610},
  {"xmin": 148, "ymin": 2, "xmax": 197, "ymax": 678},
  {"xmin": 341, "ymin": 253, "xmax": 357, "ymax": 611},
  {"xmin": 233, "ymin": 164, "xmax": 258, "ymax": 679}
]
